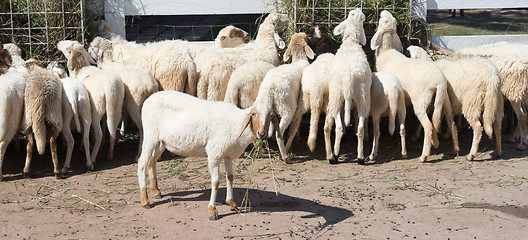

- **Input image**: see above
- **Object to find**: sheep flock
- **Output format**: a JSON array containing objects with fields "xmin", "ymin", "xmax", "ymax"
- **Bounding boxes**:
[{"xmin": 0, "ymin": 10, "xmax": 527, "ymax": 220}]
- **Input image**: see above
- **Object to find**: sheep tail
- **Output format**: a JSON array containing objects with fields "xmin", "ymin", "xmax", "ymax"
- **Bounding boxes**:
[
  {"xmin": 31, "ymin": 102, "xmax": 47, "ymax": 155},
  {"xmin": 344, "ymin": 99, "xmax": 352, "ymax": 127},
  {"xmin": 72, "ymin": 99, "xmax": 81, "ymax": 133},
  {"xmin": 483, "ymin": 75, "xmax": 503, "ymax": 138},
  {"xmin": 431, "ymin": 82, "xmax": 446, "ymax": 134},
  {"xmin": 387, "ymin": 91, "xmax": 398, "ymax": 136}
]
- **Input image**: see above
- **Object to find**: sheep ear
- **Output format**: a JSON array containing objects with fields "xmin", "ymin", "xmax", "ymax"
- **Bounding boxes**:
[
  {"xmin": 370, "ymin": 30, "xmax": 383, "ymax": 50},
  {"xmin": 359, "ymin": 27, "xmax": 367, "ymax": 46},
  {"xmin": 271, "ymin": 113, "xmax": 282, "ymax": 139},
  {"xmin": 333, "ymin": 21, "xmax": 346, "ymax": 36},
  {"xmin": 283, "ymin": 48, "xmax": 291, "ymax": 62},
  {"xmin": 83, "ymin": 50, "xmax": 97, "ymax": 65},
  {"xmin": 392, "ymin": 34, "xmax": 402, "ymax": 53},
  {"xmin": 274, "ymin": 32, "xmax": 285, "ymax": 49},
  {"xmin": 304, "ymin": 45, "xmax": 315, "ymax": 60},
  {"xmin": 237, "ymin": 109, "xmax": 253, "ymax": 140}
]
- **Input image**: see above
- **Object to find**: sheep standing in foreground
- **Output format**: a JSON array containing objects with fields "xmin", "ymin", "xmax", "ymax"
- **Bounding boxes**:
[
  {"xmin": 368, "ymin": 72, "xmax": 407, "ymax": 160},
  {"xmin": 224, "ymin": 61, "xmax": 275, "ymax": 109},
  {"xmin": 371, "ymin": 10, "xmax": 459, "ymax": 162},
  {"xmin": 253, "ymin": 32, "xmax": 314, "ymax": 162},
  {"xmin": 47, "ymin": 62, "xmax": 93, "ymax": 173},
  {"xmin": 23, "ymin": 61, "xmax": 63, "ymax": 178},
  {"xmin": 194, "ymin": 13, "xmax": 288, "ymax": 101},
  {"xmin": 89, "ymin": 36, "xmax": 197, "ymax": 95},
  {"xmin": 137, "ymin": 91, "xmax": 279, "ymax": 220},
  {"xmin": 308, "ymin": 24, "xmax": 340, "ymax": 57},
  {"xmin": 66, "ymin": 43, "xmax": 125, "ymax": 163},
  {"xmin": 325, "ymin": 8, "xmax": 372, "ymax": 164},
  {"xmin": 407, "ymin": 46, "xmax": 503, "ymax": 160},
  {"xmin": 0, "ymin": 48, "xmax": 26, "ymax": 180}
]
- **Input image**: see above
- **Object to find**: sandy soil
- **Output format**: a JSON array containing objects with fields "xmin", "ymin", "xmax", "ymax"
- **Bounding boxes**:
[{"xmin": 0, "ymin": 120, "xmax": 527, "ymax": 239}]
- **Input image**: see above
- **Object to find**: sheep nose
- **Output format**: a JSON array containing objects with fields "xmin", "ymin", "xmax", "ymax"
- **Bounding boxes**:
[{"xmin": 257, "ymin": 131, "xmax": 267, "ymax": 139}]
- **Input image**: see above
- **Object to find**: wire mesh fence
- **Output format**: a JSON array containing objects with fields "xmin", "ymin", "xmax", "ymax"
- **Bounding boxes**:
[{"xmin": 0, "ymin": 0, "xmax": 85, "ymax": 63}]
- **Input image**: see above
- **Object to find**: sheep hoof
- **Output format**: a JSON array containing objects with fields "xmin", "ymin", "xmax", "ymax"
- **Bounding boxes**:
[
  {"xmin": 419, "ymin": 155, "xmax": 427, "ymax": 162},
  {"xmin": 23, "ymin": 172, "xmax": 30, "ymax": 178},
  {"xmin": 154, "ymin": 194, "xmax": 162, "ymax": 199},
  {"xmin": 208, "ymin": 206, "xmax": 219, "ymax": 220},
  {"xmin": 55, "ymin": 172, "xmax": 63, "ymax": 179},
  {"xmin": 86, "ymin": 164, "xmax": 94, "ymax": 171},
  {"xmin": 142, "ymin": 204, "xmax": 151, "ymax": 209},
  {"xmin": 401, "ymin": 153, "xmax": 408, "ymax": 159},
  {"xmin": 357, "ymin": 158, "xmax": 365, "ymax": 165},
  {"xmin": 466, "ymin": 154, "xmax": 474, "ymax": 161},
  {"xmin": 328, "ymin": 158, "xmax": 338, "ymax": 165},
  {"xmin": 493, "ymin": 152, "xmax": 502, "ymax": 159},
  {"xmin": 61, "ymin": 168, "xmax": 69, "ymax": 175},
  {"xmin": 227, "ymin": 199, "xmax": 238, "ymax": 211},
  {"xmin": 516, "ymin": 143, "xmax": 526, "ymax": 151}
]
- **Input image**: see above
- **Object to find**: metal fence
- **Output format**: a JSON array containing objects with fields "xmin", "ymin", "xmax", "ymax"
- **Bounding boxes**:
[{"xmin": 0, "ymin": 0, "xmax": 85, "ymax": 63}]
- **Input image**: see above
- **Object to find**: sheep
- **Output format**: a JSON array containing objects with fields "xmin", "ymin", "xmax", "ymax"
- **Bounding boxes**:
[
  {"xmin": 65, "ymin": 43, "xmax": 125, "ymax": 164},
  {"xmin": 47, "ymin": 61, "xmax": 93, "ymax": 173},
  {"xmin": 0, "ymin": 44, "xmax": 12, "ymax": 75},
  {"xmin": 308, "ymin": 24, "xmax": 340, "ymax": 57},
  {"xmin": 88, "ymin": 36, "xmax": 198, "ymax": 95},
  {"xmin": 407, "ymin": 46, "xmax": 503, "ymax": 160},
  {"xmin": 97, "ymin": 61, "xmax": 159, "ymax": 157},
  {"xmin": 224, "ymin": 61, "xmax": 275, "ymax": 109},
  {"xmin": 194, "ymin": 13, "xmax": 288, "ymax": 101},
  {"xmin": 371, "ymin": 10, "xmax": 459, "ymax": 162},
  {"xmin": 22, "ymin": 60, "xmax": 63, "ymax": 178},
  {"xmin": 0, "ymin": 53, "xmax": 26, "ymax": 180},
  {"xmin": 184, "ymin": 25, "xmax": 250, "ymax": 58},
  {"xmin": 455, "ymin": 44, "xmax": 528, "ymax": 150},
  {"xmin": 253, "ymin": 32, "xmax": 314, "ymax": 163},
  {"xmin": 137, "ymin": 91, "xmax": 279, "ymax": 220},
  {"xmin": 367, "ymin": 72, "xmax": 407, "ymax": 160}
]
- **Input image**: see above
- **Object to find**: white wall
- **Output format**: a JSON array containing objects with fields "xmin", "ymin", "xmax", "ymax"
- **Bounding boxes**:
[{"xmin": 105, "ymin": 0, "xmax": 279, "ymax": 37}]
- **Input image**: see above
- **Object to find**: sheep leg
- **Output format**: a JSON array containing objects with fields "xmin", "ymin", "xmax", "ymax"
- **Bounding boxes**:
[
  {"xmin": 207, "ymin": 158, "xmax": 220, "ymax": 220},
  {"xmin": 323, "ymin": 114, "xmax": 337, "ymax": 164},
  {"xmin": 443, "ymin": 96, "xmax": 459, "ymax": 154},
  {"xmin": 414, "ymin": 110, "xmax": 432, "ymax": 162},
  {"xmin": 119, "ymin": 110, "xmax": 128, "ymax": 136},
  {"xmin": 61, "ymin": 123, "xmax": 75, "ymax": 174},
  {"xmin": 224, "ymin": 159, "xmax": 238, "ymax": 211},
  {"xmin": 466, "ymin": 119, "xmax": 482, "ymax": 161},
  {"xmin": 356, "ymin": 108, "xmax": 367, "ymax": 164},
  {"xmin": 147, "ymin": 147, "xmax": 163, "ymax": 199},
  {"xmin": 0, "ymin": 141, "xmax": 8, "ymax": 181},
  {"xmin": 369, "ymin": 115, "xmax": 381, "ymax": 161},
  {"xmin": 128, "ymin": 104, "xmax": 143, "ymax": 161},
  {"xmin": 50, "ymin": 136, "xmax": 61, "ymax": 178},
  {"xmin": 411, "ymin": 124, "xmax": 423, "ymax": 142},
  {"xmin": 398, "ymin": 105, "xmax": 407, "ymax": 158},
  {"xmin": 106, "ymin": 116, "xmax": 121, "ymax": 161},
  {"xmin": 23, "ymin": 133, "xmax": 34, "ymax": 178},
  {"xmin": 332, "ymin": 111, "xmax": 345, "ymax": 158},
  {"xmin": 82, "ymin": 119, "xmax": 93, "ymax": 170},
  {"xmin": 307, "ymin": 107, "xmax": 321, "ymax": 152},
  {"xmin": 276, "ymin": 115, "xmax": 293, "ymax": 163},
  {"xmin": 493, "ymin": 116, "xmax": 502, "ymax": 158},
  {"xmin": 510, "ymin": 101, "xmax": 527, "ymax": 150},
  {"xmin": 137, "ymin": 141, "xmax": 155, "ymax": 208},
  {"xmin": 90, "ymin": 119, "xmax": 103, "ymax": 165}
]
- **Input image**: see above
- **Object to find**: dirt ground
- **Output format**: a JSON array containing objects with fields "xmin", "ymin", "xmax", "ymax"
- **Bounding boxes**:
[{"xmin": 0, "ymin": 118, "xmax": 527, "ymax": 239}]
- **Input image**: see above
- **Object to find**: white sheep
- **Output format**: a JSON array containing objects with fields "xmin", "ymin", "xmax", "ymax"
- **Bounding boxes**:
[
  {"xmin": 456, "ymin": 44, "xmax": 528, "ymax": 150},
  {"xmin": 88, "ymin": 36, "xmax": 198, "ymax": 95},
  {"xmin": 0, "ymin": 46, "xmax": 26, "ymax": 180},
  {"xmin": 325, "ymin": 8, "xmax": 372, "ymax": 164},
  {"xmin": 194, "ymin": 13, "xmax": 288, "ymax": 101},
  {"xmin": 65, "ymin": 43, "xmax": 125, "ymax": 163},
  {"xmin": 407, "ymin": 46, "xmax": 503, "ymax": 160},
  {"xmin": 371, "ymin": 10, "xmax": 459, "ymax": 162},
  {"xmin": 368, "ymin": 72, "xmax": 407, "ymax": 160},
  {"xmin": 253, "ymin": 32, "xmax": 314, "ymax": 163},
  {"xmin": 96, "ymin": 61, "xmax": 159, "ymax": 157},
  {"xmin": 22, "ymin": 61, "xmax": 63, "ymax": 178},
  {"xmin": 184, "ymin": 25, "xmax": 250, "ymax": 58},
  {"xmin": 137, "ymin": 91, "xmax": 279, "ymax": 220},
  {"xmin": 47, "ymin": 62, "xmax": 93, "ymax": 173},
  {"xmin": 224, "ymin": 61, "xmax": 275, "ymax": 109}
]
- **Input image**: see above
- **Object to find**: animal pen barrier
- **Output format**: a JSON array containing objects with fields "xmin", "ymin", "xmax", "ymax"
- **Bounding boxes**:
[{"xmin": 0, "ymin": 0, "xmax": 86, "ymax": 63}]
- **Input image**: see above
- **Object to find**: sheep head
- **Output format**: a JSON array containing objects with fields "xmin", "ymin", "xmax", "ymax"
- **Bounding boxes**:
[
  {"xmin": 238, "ymin": 103, "xmax": 279, "ymax": 140},
  {"xmin": 215, "ymin": 25, "xmax": 250, "ymax": 48},
  {"xmin": 67, "ymin": 45, "xmax": 93, "ymax": 71},
  {"xmin": 283, "ymin": 32, "xmax": 314, "ymax": 62},
  {"xmin": 88, "ymin": 37, "xmax": 114, "ymax": 63},
  {"xmin": 0, "ymin": 44, "xmax": 12, "ymax": 74},
  {"xmin": 46, "ymin": 61, "xmax": 68, "ymax": 79},
  {"xmin": 370, "ymin": 10, "xmax": 401, "ymax": 52},
  {"xmin": 25, "ymin": 58, "xmax": 45, "ymax": 72},
  {"xmin": 405, "ymin": 46, "xmax": 433, "ymax": 61},
  {"xmin": 333, "ymin": 8, "xmax": 366, "ymax": 46}
]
